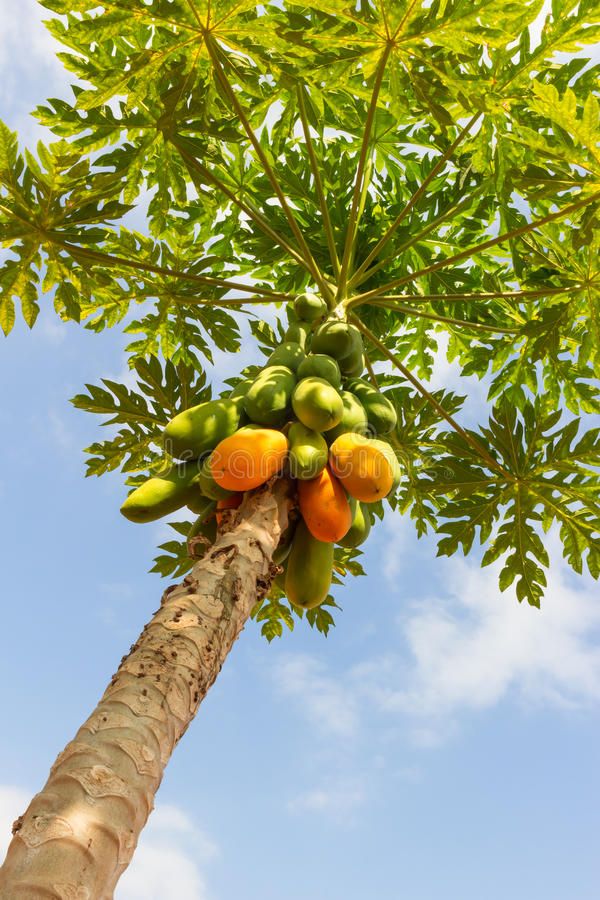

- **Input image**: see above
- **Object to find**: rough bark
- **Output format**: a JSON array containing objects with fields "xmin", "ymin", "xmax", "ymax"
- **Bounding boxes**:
[{"xmin": 0, "ymin": 480, "xmax": 290, "ymax": 899}]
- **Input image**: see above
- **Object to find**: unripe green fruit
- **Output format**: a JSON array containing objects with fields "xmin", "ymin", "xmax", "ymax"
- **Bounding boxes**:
[
  {"xmin": 120, "ymin": 464, "xmax": 197, "ymax": 523},
  {"xmin": 164, "ymin": 397, "xmax": 245, "ymax": 461},
  {"xmin": 244, "ymin": 365, "xmax": 296, "ymax": 427},
  {"xmin": 288, "ymin": 422, "xmax": 329, "ymax": 480},
  {"xmin": 285, "ymin": 520, "xmax": 334, "ymax": 609},
  {"xmin": 326, "ymin": 391, "xmax": 369, "ymax": 442},
  {"xmin": 267, "ymin": 341, "xmax": 306, "ymax": 372},
  {"xmin": 195, "ymin": 455, "xmax": 234, "ymax": 501},
  {"xmin": 297, "ymin": 353, "xmax": 342, "ymax": 389},
  {"xmin": 312, "ymin": 320, "xmax": 362, "ymax": 361},
  {"xmin": 339, "ymin": 501, "xmax": 372, "ymax": 548},
  {"xmin": 292, "ymin": 377, "xmax": 344, "ymax": 432},
  {"xmin": 284, "ymin": 320, "xmax": 312, "ymax": 348},
  {"xmin": 294, "ymin": 292, "xmax": 328, "ymax": 322},
  {"xmin": 347, "ymin": 378, "xmax": 398, "ymax": 435}
]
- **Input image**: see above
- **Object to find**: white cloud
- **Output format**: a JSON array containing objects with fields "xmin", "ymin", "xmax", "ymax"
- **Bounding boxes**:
[
  {"xmin": 116, "ymin": 803, "xmax": 219, "ymax": 900},
  {"xmin": 0, "ymin": 789, "xmax": 217, "ymax": 900},
  {"xmin": 288, "ymin": 777, "xmax": 366, "ymax": 822},
  {"xmin": 273, "ymin": 653, "xmax": 360, "ymax": 739}
]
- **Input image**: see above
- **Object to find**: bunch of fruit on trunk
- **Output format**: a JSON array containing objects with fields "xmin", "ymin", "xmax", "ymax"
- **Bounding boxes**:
[{"xmin": 121, "ymin": 293, "xmax": 400, "ymax": 610}]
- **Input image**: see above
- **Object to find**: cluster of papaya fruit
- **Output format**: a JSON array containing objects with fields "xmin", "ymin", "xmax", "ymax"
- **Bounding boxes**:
[{"xmin": 121, "ymin": 292, "xmax": 400, "ymax": 611}]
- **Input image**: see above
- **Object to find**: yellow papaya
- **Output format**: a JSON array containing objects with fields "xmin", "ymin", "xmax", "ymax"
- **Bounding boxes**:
[
  {"xmin": 120, "ymin": 464, "xmax": 197, "ymax": 523},
  {"xmin": 326, "ymin": 391, "xmax": 369, "ymax": 443},
  {"xmin": 346, "ymin": 378, "xmax": 397, "ymax": 435},
  {"xmin": 297, "ymin": 353, "xmax": 342, "ymax": 389},
  {"xmin": 210, "ymin": 426, "xmax": 289, "ymax": 491},
  {"xmin": 292, "ymin": 376, "xmax": 343, "ymax": 432},
  {"xmin": 372, "ymin": 439, "xmax": 401, "ymax": 495},
  {"xmin": 339, "ymin": 501, "xmax": 372, "ymax": 548},
  {"xmin": 268, "ymin": 341, "xmax": 306, "ymax": 372},
  {"xmin": 294, "ymin": 292, "xmax": 328, "ymax": 322},
  {"xmin": 285, "ymin": 520, "xmax": 334, "ymax": 609},
  {"xmin": 288, "ymin": 422, "xmax": 328, "ymax": 480},
  {"xmin": 297, "ymin": 466, "xmax": 352, "ymax": 542},
  {"xmin": 244, "ymin": 365, "xmax": 296, "ymax": 427},
  {"xmin": 164, "ymin": 397, "xmax": 244, "ymax": 460},
  {"xmin": 329, "ymin": 433, "xmax": 394, "ymax": 503}
]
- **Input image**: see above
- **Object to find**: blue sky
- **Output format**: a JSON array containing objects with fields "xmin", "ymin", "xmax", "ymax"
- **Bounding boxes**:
[{"xmin": 1, "ymin": 3, "xmax": 600, "ymax": 898}]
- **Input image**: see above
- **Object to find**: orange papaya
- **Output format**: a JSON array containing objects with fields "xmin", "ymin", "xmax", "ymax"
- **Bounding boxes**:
[
  {"xmin": 216, "ymin": 494, "xmax": 243, "ymax": 526},
  {"xmin": 210, "ymin": 427, "xmax": 289, "ymax": 491},
  {"xmin": 297, "ymin": 466, "xmax": 352, "ymax": 542},
  {"xmin": 329, "ymin": 433, "xmax": 394, "ymax": 503}
]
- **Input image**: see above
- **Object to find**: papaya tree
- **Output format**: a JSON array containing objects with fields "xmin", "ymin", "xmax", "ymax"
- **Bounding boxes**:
[{"xmin": 1, "ymin": 0, "xmax": 599, "ymax": 894}]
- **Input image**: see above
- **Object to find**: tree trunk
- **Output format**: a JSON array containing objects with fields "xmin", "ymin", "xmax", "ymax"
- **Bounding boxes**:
[{"xmin": 0, "ymin": 480, "xmax": 290, "ymax": 899}]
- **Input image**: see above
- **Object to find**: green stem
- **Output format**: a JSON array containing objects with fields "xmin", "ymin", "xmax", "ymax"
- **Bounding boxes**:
[
  {"xmin": 173, "ymin": 138, "xmax": 309, "ymax": 273},
  {"xmin": 51, "ymin": 239, "xmax": 292, "ymax": 301},
  {"xmin": 350, "ymin": 113, "xmax": 481, "ymax": 285},
  {"xmin": 352, "ymin": 317, "xmax": 513, "ymax": 479},
  {"xmin": 368, "ymin": 300, "xmax": 521, "ymax": 334},
  {"xmin": 351, "ymin": 191, "xmax": 600, "ymax": 303},
  {"xmin": 349, "ymin": 286, "xmax": 581, "ymax": 306},
  {"xmin": 351, "ymin": 191, "xmax": 482, "ymax": 288},
  {"xmin": 337, "ymin": 43, "xmax": 393, "ymax": 301},
  {"xmin": 205, "ymin": 36, "xmax": 332, "ymax": 300},
  {"xmin": 297, "ymin": 86, "xmax": 340, "ymax": 279}
]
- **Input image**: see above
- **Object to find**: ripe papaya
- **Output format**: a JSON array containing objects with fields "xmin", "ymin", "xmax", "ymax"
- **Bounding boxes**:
[
  {"xmin": 273, "ymin": 518, "xmax": 297, "ymax": 565},
  {"xmin": 284, "ymin": 320, "xmax": 311, "ymax": 348},
  {"xmin": 216, "ymin": 493, "xmax": 243, "ymax": 526},
  {"xmin": 244, "ymin": 365, "xmax": 296, "ymax": 427},
  {"xmin": 195, "ymin": 454, "xmax": 234, "ymax": 501},
  {"xmin": 210, "ymin": 426, "xmax": 289, "ymax": 491},
  {"xmin": 288, "ymin": 422, "xmax": 328, "ymax": 480},
  {"xmin": 292, "ymin": 376, "xmax": 343, "ymax": 432},
  {"xmin": 346, "ymin": 378, "xmax": 398, "ymax": 435},
  {"xmin": 285, "ymin": 520, "xmax": 334, "ymax": 609},
  {"xmin": 164, "ymin": 397, "xmax": 244, "ymax": 461},
  {"xmin": 120, "ymin": 464, "xmax": 197, "ymax": 523},
  {"xmin": 267, "ymin": 341, "xmax": 306, "ymax": 372},
  {"xmin": 326, "ymin": 390, "xmax": 369, "ymax": 443},
  {"xmin": 311, "ymin": 320, "xmax": 362, "ymax": 361},
  {"xmin": 298, "ymin": 466, "xmax": 352, "ymax": 542},
  {"xmin": 339, "ymin": 501, "xmax": 372, "ymax": 548},
  {"xmin": 294, "ymin": 292, "xmax": 328, "ymax": 322},
  {"xmin": 297, "ymin": 353, "xmax": 342, "ymax": 389},
  {"xmin": 371, "ymin": 439, "xmax": 401, "ymax": 495},
  {"xmin": 329, "ymin": 433, "xmax": 394, "ymax": 503}
]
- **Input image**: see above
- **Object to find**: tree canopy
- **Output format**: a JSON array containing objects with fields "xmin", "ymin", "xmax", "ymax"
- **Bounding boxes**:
[{"xmin": 1, "ymin": 0, "xmax": 599, "ymax": 632}]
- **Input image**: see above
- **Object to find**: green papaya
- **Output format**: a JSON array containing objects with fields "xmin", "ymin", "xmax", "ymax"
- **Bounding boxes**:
[
  {"xmin": 267, "ymin": 341, "xmax": 306, "ymax": 372},
  {"xmin": 187, "ymin": 483, "xmax": 212, "ymax": 514},
  {"xmin": 288, "ymin": 422, "xmax": 329, "ymax": 480},
  {"xmin": 273, "ymin": 518, "xmax": 297, "ymax": 565},
  {"xmin": 284, "ymin": 320, "xmax": 311, "ymax": 348},
  {"xmin": 339, "ymin": 347, "xmax": 364, "ymax": 377},
  {"xmin": 286, "ymin": 520, "xmax": 334, "ymax": 609},
  {"xmin": 228, "ymin": 379, "xmax": 253, "ymax": 400},
  {"xmin": 187, "ymin": 496, "xmax": 217, "ymax": 524},
  {"xmin": 292, "ymin": 377, "xmax": 343, "ymax": 432},
  {"xmin": 164, "ymin": 397, "xmax": 244, "ymax": 460},
  {"xmin": 326, "ymin": 391, "xmax": 369, "ymax": 443},
  {"xmin": 120, "ymin": 464, "xmax": 197, "ymax": 523},
  {"xmin": 339, "ymin": 502, "xmax": 372, "ymax": 548},
  {"xmin": 244, "ymin": 365, "xmax": 296, "ymax": 427},
  {"xmin": 346, "ymin": 378, "xmax": 398, "ymax": 434},
  {"xmin": 312, "ymin": 320, "xmax": 362, "ymax": 361},
  {"xmin": 297, "ymin": 353, "xmax": 342, "ymax": 389},
  {"xmin": 195, "ymin": 454, "xmax": 234, "ymax": 501},
  {"xmin": 294, "ymin": 292, "xmax": 328, "ymax": 322}
]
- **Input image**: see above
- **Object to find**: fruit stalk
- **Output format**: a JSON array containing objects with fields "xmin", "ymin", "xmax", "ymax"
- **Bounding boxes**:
[{"xmin": 0, "ymin": 482, "xmax": 290, "ymax": 899}]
